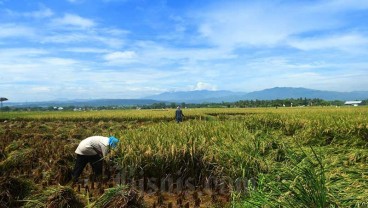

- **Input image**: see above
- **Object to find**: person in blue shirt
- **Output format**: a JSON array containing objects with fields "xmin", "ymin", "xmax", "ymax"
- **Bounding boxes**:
[{"xmin": 175, "ymin": 106, "xmax": 184, "ymax": 123}]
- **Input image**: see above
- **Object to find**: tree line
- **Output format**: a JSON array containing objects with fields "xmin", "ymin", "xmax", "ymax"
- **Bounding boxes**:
[
  {"xmin": 141, "ymin": 98, "xmax": 347, "ymax": 109},
  {"xmin": 1, "ymin": 97, "xmax": 366, "ymax": 111}
]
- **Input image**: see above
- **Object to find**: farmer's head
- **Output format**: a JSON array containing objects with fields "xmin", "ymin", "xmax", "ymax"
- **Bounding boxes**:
[{"xmin": 108, "ymin": 136, "xmax": 119, "ymax": 148}]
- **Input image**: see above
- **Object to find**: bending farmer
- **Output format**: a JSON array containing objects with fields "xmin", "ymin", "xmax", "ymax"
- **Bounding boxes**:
[{"xmin": 72, "ymin": 136, "xmax": 119, "ymax": 182}]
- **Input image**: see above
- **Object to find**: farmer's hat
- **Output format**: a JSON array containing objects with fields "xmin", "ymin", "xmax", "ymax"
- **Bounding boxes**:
[{"xmin": 108, "ymin": 136, "xmax": 119, "ymax": 148}]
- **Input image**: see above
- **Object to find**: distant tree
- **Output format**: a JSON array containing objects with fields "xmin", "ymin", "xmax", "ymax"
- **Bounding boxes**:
[
  {"xmin": 150, "ymin": 102, "xmax": 166, "ymax": 109},
  {"xmin": 0, "ymin": 106, "xmax": 10, "ymax": 111},
  {"xmin": 0, "ymin": 97, "xmax": 8, "ymax": 110},
  {"xmin": 303, "ymin": 97, "xmax": 308, "ymax": 106},
  {"xmin": 170, "ymin": 102, "xmax": 177, "ymax": 109}
]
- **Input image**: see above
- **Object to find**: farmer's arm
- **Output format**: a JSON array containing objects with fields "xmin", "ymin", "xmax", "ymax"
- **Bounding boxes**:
[
  {"xmin": 100, "ymin": 143, "xmax": 109, "ymax": 157},
  {"xmin": 90, "ymin": 144, "xmax": 103, "ymax": 157}
]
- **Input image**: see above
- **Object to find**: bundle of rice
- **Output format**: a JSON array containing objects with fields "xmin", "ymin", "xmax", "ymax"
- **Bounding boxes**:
[
  {"xmin": 54, "ymin": 159, "xmax": 73, "ymax": 185},
  {"xmin": 0, "ymin": 148, "xmax": 34, "ymax": 174},
  {"xmin": 23, "ymin": 185, "xmax": 85, "ymax": 208},
  {"xmin": 0, "ymin": 176, "xmax": 33, "ymax": 207},
  {"xmin": 94, "ymin": 185, "xmax": 144, "ymax": 208}
]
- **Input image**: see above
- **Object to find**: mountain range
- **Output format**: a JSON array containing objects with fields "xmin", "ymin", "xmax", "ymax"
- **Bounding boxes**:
[
  {"xmin": 145, "ymin": 87, "xmax": 368, "ymax": 103},
  {"xmin": 4, "ymin": 87, "xmax": 368, "ymax": 107}
]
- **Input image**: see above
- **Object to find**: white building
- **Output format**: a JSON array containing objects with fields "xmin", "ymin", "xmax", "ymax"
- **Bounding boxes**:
[{"xmin": 344, "ymin": 101, "xmax": 362, "ymax": 106}]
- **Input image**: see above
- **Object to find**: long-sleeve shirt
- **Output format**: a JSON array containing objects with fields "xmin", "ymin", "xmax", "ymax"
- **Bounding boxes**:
[
  {"xmin": 175, "ymin": 109, "xmax": 184, "ymax": 119},
  {"xmin": 75, "ymin": 136, "xmax": 109, "ymax": 157}
]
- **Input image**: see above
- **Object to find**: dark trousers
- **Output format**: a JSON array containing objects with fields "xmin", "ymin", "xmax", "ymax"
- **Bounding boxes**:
[{"xmin": 72, "ymin": 154, "xmax": 102, "ymax": 182}]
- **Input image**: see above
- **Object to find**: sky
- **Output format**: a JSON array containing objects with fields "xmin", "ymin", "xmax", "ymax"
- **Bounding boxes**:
[{"xmin": 1, "ymin": 0, "xmax": 368, "ymax": 102}]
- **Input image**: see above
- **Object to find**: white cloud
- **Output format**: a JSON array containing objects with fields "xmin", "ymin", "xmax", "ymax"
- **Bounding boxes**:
[
  {"xmin": 0, "ymin": 48, "xmax": 48, "ymax": 58},
  {"xmin": 41, "ymin": 57, "xmax": 77, "ymax": 66},
  {"xmin": 94, "ymin": 36, "xmax": 125, "ymax": 48},
  {"xmin": 42, "ymin": 33, "xmax": 86, "ymax": 43},
  {"xmin": 67, "ymin": 0, "xmax": 83, "ymax": 3},
  {"xmin": 102, "ymin": 0, "xmax": 131, "ymax": 3},
  {"xmin": 52, "ymin": 13, "xmax": 95, "ymax": 28},
  {"xmin": 195, "ymin": 1, "xmax": 342, "ymax": 48},
  {"xmin": 319, "ymin": 0, "xmax": 368, "ymax": 11},
  {"xmin": 288, "ymin": 34, "xmax": 368, "ymax": 52},
  {"xmin": 0, "ymin": 24, "xmax": 35, "ymax": 38},
  {"xmin": 64, "ymin": 47, "xmax": 110, "ymax": 53},
  {"xmin": 42, "ymin": 33, "xmax": 124, "ymax": 48},
  {"xmin": 31, "ymin": 86, "xmax": 51, "ymax": 92},
  {"xmin": 102, "ymin": 28, "xmax": 130, "ymax": 36},
  {"xmin": 25, "ymin": 7, "xmax": 53, "ymax": 18},
  {"xmin": 23, "ymin": 8, "xmax": 53, "ymax": 18},
  {"xmin": 1, "ymin": 0, "xmax": 368, "ymax": 101},
  {"xmin": 103, "ymin": 51, "xmax": 137, "ymax": 64},
  {"xmin": 5, "ymin": 7, "xmax": 53, "ymax": 18},
  {"xmin": 191, "ymin": 82, "xmax": 217, "ymax": 91},
  {"xmin": 131, "ymin": 41, "xmax": 236, "ymax": 67},
  {"xmin": 280, "ymin": 71, "xmax": 368, "ymax": 92}
]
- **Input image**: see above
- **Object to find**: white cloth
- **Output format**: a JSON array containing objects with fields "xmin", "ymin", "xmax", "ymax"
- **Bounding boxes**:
[{"xmin": 75, "ymin": 136, "xmax": 110, "ymax": 157}]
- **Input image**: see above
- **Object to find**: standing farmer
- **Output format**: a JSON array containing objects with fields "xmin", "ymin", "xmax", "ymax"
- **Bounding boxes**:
[
  {"xmin": 72, "ymin": 136, "xmax": 119, "ymax": 182},
  {"xmin": 175, "ymin": 106, "xmax": 184, "ymax": 123}
]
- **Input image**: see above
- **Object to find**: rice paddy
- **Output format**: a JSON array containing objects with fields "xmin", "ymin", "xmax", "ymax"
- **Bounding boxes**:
[{"xmin": 0, "ymin": 107, "xmax": 367, "ymax": 207}]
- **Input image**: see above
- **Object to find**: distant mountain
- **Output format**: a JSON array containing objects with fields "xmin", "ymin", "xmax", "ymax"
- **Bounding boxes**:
[
  {"xmin": 6, "ymin": 99, "xmax": 161, "ymax": 107},
  {"xmin": 245, "ymin": 87, "xmax": 368, "ymax": 101},
  {"xmin": 144, "ymin": 90, "xmax": 245, "ymax": 103},
  {"xmin": 4, "ymin": 87, "xmax": 368, "ymax": 107},
  {"xmin": 144, "ymin": 87, "xmax": 368, "ymax": 103}
]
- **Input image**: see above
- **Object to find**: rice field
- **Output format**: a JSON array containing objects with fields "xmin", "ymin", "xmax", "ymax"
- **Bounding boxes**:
[{"xmin": 0, "ymin": 107, "xmax": 367, "ymax": 207}]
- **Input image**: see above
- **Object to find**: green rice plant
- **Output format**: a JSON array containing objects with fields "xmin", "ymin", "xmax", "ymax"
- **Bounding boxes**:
[
  {"xmin": 319, "ymin": 147, "xmax": 368, "ymax": 207},
  {"xmin": 234, "ymin": 147, "xmax": 338, "ymax": 208},
  {"xmin": 1, "ymin": 107, "xmax": 368, "ymax": 206}
]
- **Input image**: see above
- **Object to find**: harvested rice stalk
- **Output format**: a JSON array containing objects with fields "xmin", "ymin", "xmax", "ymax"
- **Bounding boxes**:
[
  {"xmin": 0, "ymin": 176, "xmax": 34, "ymax": 207},
  {"xmin": 53, "ymin": 159, "xmax": 73, "ymax": 185},
  {"xmin": 0, "ymin": 148, "xmax": 34, "ymax": 174},
  {"xmin": 4, "ymin": 140, "xmax": 30, "ymax": 154},
  {"xmin": 23, "ymin": 185, "xmax": 85, "ymax": 208},
  {"xmin": 93, "ymin": 185, "xmax": 144, "ymax": 208}
]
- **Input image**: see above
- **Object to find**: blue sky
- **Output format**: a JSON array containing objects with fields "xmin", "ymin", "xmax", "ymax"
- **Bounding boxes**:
[{"xmin": 1, "ymin": 0, "xmax": 368, "ymax": 102}]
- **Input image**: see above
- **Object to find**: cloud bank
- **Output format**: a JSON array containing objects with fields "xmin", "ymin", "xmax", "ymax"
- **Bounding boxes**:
[{"xmin": 0, "ymin": 0, "xmax": 367, "ymax": 101}]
